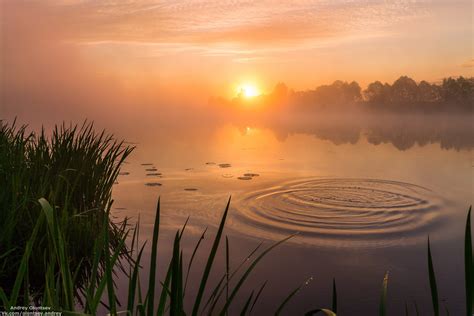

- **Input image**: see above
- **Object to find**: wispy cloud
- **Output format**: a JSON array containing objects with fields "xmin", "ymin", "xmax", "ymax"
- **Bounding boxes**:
[{"xmin": 38, "ymin": 0, "xmax": 432, "ymax": 47}]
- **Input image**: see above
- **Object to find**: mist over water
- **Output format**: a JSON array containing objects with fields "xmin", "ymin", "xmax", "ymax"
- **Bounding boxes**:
[
  {"xmin": 96, "ymin": 110, "xmax": 470, "ymax": 315},
  {"xmin": 1, "ymin": 1, "xmax": 473, "ymax": 315}
]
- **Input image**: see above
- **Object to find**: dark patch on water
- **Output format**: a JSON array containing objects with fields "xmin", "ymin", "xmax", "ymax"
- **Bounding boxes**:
[
  {"xmin": 219, "ymin": 163, "xmax": 232, "ymax": 168},
  {"xmin": 238, "ymin": 176, "xmax": 252, "ymax": 180},
  {"xmin": 145, "ymin": 182, "xmax": 162, "ymax": 187},
  {"xmin": 243, "ymin": 173, "xmax": 259, "ymax": 177}
]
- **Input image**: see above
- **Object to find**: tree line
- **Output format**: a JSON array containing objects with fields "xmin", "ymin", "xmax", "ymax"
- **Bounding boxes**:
[{"xmin": 264, "ymin": 76, "xmax": 473, "ymax": 113}]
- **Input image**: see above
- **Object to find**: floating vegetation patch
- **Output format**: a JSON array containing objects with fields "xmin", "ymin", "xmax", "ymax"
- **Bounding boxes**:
[
  {"xmin": 141, "ymin": 163, "xmax": 154, "ymax": 166},
  {"xmin": 238, "ymin": 176, "xmax": 253, "ymax": 181},
  {"xmin": 119, "ymin": 172, "xmax": 130, "ymax": 176},
  {"xmin": 145, "ymin": 168, "xmax": 158, "ymax": 172},
  {"xmin": 185, "ymin": 168, "xmax": 194, "ymax": 171},
  {"xmin": 222, "ymin": 174, "xmax": 234, "ymax": 178},
  {"xmin": 145, "ymin": 182, "xmax": 162, "ymax": 187},
  {"xmin": 146, "ymin": 173, "xmax": 162, "ymax": 176},
  {"xmin": 114, "ymin": 207, "xmax": 127, "ymax": 210},
  {"xmin": 184, "ymin": 188, "xmax": 198, "ymax": 191},
  {"xmin": 243, "ymin": 173, "xmax": 260, "ymax": 177},
  {"xmin": 205, "ymin": 162, "xmax": 216, "ymax": 165},
  {"xmin": 219, "ymin": 163, "xmax": 232, "ymax": 168}
]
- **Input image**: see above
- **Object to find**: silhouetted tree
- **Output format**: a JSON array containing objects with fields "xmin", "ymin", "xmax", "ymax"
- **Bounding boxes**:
[
  {"xmin": 211, "ymin": 76, "xmax": 473, "ymax": 114},
  {"xmin": 364, "ymin": 81, "xmax": 388, "ymax": 105},
  {"xmin": 441, "ymin": 76, "xmax": 474, "ymax": 111},
  {"xmin": 391, "ymin": 76, "xmax": 418, "ymax": 104}
]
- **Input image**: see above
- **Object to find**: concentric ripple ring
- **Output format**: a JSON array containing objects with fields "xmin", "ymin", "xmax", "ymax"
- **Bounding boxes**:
[{"xmin": 231, "ymin": 178, "xmax": 445, "ymax": 248}]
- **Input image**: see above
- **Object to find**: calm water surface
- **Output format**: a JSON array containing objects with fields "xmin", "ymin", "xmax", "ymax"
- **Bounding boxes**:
[{"xmin": 106, "ymin": 115, "xmax": 472, "ymax": 315}]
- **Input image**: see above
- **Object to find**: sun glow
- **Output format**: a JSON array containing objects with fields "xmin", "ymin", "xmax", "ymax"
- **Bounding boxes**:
[{"xmin": 237, "ymin": 84, "xmax": 260, "ymax": 98}]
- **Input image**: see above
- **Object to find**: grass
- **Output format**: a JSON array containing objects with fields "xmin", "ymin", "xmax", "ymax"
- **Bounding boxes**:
[
  {"xmin": 0, "ymin": 120, "xmax": 133, "ymax": 302},
  {"xmin": 0, "ymin": 120, "xmax": 472, "ymax": 315},
  {"xmin": 3, "ymin": 200, "xmax": 466, "ymax": 315}
]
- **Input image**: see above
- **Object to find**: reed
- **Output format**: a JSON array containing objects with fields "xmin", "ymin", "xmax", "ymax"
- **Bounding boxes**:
[{"xmin": 0, "ymin": 120, "xmax": 133, "ymax": 302}]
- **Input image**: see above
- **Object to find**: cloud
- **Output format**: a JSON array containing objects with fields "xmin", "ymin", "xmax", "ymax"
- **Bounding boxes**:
[{"xmin": 10, "ymin": 0, "xmax": 431, "ymax": 47}]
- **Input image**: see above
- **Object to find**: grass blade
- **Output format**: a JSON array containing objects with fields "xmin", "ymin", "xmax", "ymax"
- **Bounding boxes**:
[
  {"xmin": 170, "ymin": 232, "xmax": 181, "ymax": 316},
  {"xmin": 465, "ymin": 206, "xmax": 472, "ymax": 316},
  {"xmin": 157, "ymin": 260, "xmax": 173, "ymax": 315},
  {"xmin": 275, "ymin": 285, "xmax": 301, "ymax": 315},
  {"xmin": 428, "ymin": 237, "xmax": 439, "ymax": 316},
  {"xmin": 147, "ymin": 197, "xmax": 161, "ymax": 316},
  {"xmin": 104, "ymin": 209, "xmax": 116, "ymax": 314},
  {"xmin": 218, "ymin": 234, "xmax": 295, "ymax": 315},
  {"xmin": 206, "ymin": 242, "xmax": 264, "ymax": 315},
  {"xmin": 184, "ymin": 227, "xmax": 207, "ymax": 298},
  {"xmin": 192, "ymin": 196, "xmax": 231, "ymax": 316},
  {"xmin": 127, "ymin": 243, "xmax": 146, "ymax": 313},
  {"xmin": 240, "ymin": 290, "xmax": 254, "ymax": 316},
  {"xmin": 6, "ymin": 209, "xmax": 44, "ymax": 308},
  {"xmin": 249, "ymin": 281, "xmax": 267, "ymax": 313},
  {"xmin": 226, "ymin": 236, "xmax": 230, "ymax": 310}
]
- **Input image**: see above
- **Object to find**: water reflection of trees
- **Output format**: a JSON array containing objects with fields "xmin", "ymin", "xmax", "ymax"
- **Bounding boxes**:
[
  {"xmin": 363, "ymin": 116, "xmax": 473, "ymax": 150},
  {"xmin": 239, "ymin": 115, "xmax": 473, "ymax": 151},
  {"xmin": 211, "ymin": 76, "xmax": 473, "ymax": 151}
]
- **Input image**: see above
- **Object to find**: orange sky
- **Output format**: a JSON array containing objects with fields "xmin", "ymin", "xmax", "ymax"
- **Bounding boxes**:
[{"xmin": 1, "ymin": 0, "xmax": 473, "ymax": 104}]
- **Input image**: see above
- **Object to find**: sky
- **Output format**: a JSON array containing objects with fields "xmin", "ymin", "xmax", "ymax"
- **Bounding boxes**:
[{"xmin": 0, "ymin": 0, "xmax": 472, "ymax": 118}]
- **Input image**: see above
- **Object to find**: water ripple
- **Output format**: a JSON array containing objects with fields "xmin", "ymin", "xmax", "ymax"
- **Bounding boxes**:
[{"xmin": 232, "ymin": 178, "xmax": 445, "ymax": 248}]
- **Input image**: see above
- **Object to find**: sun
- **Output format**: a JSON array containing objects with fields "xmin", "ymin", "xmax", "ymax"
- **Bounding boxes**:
[{"xmin": 237, "ymin": 83, "xmax": 260, "ymax": 98}]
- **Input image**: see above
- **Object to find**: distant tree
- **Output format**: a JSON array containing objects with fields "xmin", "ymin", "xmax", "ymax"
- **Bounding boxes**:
[
  {"xmin": 348, "ymin": 81, "xmax": 362, "ymax": 101},
  {"xmin": 363, "ymin": 81, "xmax": 389, "ymax": 105},
  {"xmin": 216, "ymin": 76, "xmax": 473, "ymax": 114},
  {"xmin": 441, "ymin": 76, "xmax": 474, "ymax": 111},
  {"xmin": 390, "ymin": 76, "xmax": 418, "ymax": 104},
  {"xmin": 418, "ymin": 81, "xmax": 440, "ymax": 103}
]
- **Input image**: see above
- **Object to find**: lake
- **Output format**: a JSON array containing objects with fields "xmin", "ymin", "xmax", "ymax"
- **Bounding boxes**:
[{"xmin": 101, "ymin": 113, "xmax": 472, "ymax": 315}]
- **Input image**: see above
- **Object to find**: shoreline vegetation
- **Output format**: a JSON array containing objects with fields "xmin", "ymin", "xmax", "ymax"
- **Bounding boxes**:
[
  {"xmin": 0, "ymin": 121, "xmax": 472, "ymax": 315},
  {"xmin": 211, "ymin": 76, "xmax": 473, "ymax": 114}
]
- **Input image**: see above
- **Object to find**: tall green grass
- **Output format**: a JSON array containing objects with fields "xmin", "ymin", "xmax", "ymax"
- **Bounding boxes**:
[
  {"xmin": 0, "ymin": 196, "xmax": 294, "ymax": 315},
  {"xmin": 0, "ymin": 120, "xmax": 133, "ymax": 301}
]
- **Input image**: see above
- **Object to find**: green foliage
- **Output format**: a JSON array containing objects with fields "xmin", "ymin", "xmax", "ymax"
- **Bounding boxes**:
[
  {"xmin": 0, "ymin": 120, "xmax": 133, "ymax": 302},
  {"xmin": 465, "ymin": 207, "xmax": 472, "ymax": 316}
]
